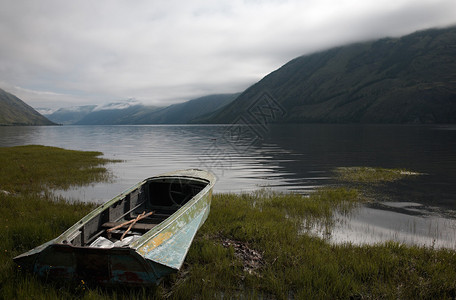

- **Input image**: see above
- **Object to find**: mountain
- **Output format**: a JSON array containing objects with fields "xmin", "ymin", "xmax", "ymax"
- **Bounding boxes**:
[
  {"xmin": 43, "ymin": 105, "xmax": 96, "ymax": 125},
  {"xmin": 0, "ymin": 88, "xmax": 55, "ymax": 126},
  {"xmin": 205, "ymin": 26, "xmax": 456, "ymax": 124},
  {"xmin": 41, "ymin": 99, "xmax": 149, "ymax": 125},
  {"xmin": 74, "ymin": 103, "xmax": 155, "ymax": 125},
  {"xmin": 127, "ymin": 93, "xmax": 240, "ymax": 124},
  {"xmin": 69, "ymin": 93, "xmax": 238, "ymax": 125}
]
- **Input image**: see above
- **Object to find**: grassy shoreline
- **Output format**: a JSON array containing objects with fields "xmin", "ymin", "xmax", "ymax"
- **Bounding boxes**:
[{"xmin": 1, "ymin": 146, "xmax": 455, "ymax": 299}]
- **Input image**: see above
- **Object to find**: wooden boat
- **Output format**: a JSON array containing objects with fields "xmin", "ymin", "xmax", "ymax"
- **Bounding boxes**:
[{"xmin": 14, "ymin": 169, "xmax": 216, "ymax": 286}]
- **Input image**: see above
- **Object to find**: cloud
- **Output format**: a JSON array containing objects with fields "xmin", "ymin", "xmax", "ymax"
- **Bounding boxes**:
[
  {"xmin": 93, "ymin": 99, "xmax": 142, "ymax": 111},
  {"xmin": 0, "ymin": 0, "xmax": 455, "ymax": 109}
]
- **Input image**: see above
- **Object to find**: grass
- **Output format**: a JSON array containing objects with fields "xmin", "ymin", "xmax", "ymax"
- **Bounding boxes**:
[
  {"xmin": 0, "ymin": 145, "xmax": 120, "ymax": 194},
  {"xmin": 1, "ymin": 145, "xmax": 456, "ymax": 299},
  {"xmin": 165, "ymin": 191, "xmax": 456, "ymax": 299},
  {"xmin": 334, "ymin": 166, "xmax": 422, "ymax": 183}
]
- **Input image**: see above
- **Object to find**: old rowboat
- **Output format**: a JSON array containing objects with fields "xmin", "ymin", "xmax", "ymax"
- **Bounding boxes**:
[{"xmin": 14, "ymin": 169, "xmax": 216, "ymax": 286}]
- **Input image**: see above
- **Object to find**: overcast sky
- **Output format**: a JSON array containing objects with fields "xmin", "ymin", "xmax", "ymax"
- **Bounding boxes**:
[{"xmin": 1, "ymin": 0, "xmax": 455, "ymax": 109}]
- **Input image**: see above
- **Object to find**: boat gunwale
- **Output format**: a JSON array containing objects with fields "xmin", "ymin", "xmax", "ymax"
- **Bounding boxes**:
[{"xmin": 53, "ymin": 169, "xmax": 216, "ymax": 248}]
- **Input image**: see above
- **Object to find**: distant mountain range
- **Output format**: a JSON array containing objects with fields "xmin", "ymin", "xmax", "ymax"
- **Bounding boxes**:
[
  {"xmin": 204, "ymin": 26, "xmax": 456, "ymax": 124},
  {"xmin": 42, "ymin": 93, "xmax": 239, "ymax": 125},
  {"xmin": 123, "ymin": 93, "xmax": 240, "ymax": 125},
  {"xmin": 37, "ymin": 105, "xmax": 97, "ymax": 125},
  {"xmin": 3, "ymin": 26, "xmax": 456, "ymax": 126},
  {"xmin": 0, "ymin": 88, "xmax": 55, "ymax": 126}
]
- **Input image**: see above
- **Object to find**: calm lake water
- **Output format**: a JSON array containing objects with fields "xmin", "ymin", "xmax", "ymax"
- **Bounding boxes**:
[{"xmin": 1, "ymin": 124, "xmax": 456, "ymax": 248}]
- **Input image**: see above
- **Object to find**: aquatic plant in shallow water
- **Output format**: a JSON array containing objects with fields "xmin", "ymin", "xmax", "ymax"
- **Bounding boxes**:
[{"xmin": 334, "ymin": 166, "xmax": 422, "ymax": 183}]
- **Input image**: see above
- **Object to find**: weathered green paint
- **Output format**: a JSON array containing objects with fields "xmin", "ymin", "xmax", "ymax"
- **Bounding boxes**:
[
  {"xmin": 139, "ymin": 205, "xmax": 209, "ymax": 269},
  {"xmin": 13, "ymin": 169, "xmax": 216, "ymax": 286}
]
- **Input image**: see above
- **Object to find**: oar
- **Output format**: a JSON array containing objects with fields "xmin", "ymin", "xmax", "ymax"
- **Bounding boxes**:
[
  {"xmin": 120, "ymin": 212, "xmax": 145, "ymax": 241},
  {"xmin": 107, "ymin": 211, "xmax": 154, "ymax": 239}
]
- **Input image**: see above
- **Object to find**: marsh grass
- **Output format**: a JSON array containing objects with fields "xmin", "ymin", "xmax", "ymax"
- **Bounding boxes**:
[
  {"xmin": 0, "ymin": 145, "xmax": 120, "ymax": 194},
  {"xmin": 1, "ymin": 146, "xmax": 456, "ymax": 299},
  {"xmin": 166, "ymin": 191, "xmax": 456, "ymax": 299},
  {"xmin": 334, "ymin": 166, "xmax": 422, "ymax": 183}
]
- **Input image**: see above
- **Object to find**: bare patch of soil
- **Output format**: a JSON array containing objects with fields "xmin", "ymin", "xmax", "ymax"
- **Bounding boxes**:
[{"xmin": 221, "ymin": 238, "xmax": 264, "ymax": 275}]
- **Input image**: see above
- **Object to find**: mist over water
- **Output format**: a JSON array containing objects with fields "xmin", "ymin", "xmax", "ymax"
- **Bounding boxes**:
[{"xmin": 1, "ymin": 124, "xmax": 456, "ymax": 248}]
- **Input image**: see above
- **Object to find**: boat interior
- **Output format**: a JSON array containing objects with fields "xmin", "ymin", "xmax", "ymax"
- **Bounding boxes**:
[{"xmin": 61, "ymin": 177, "xmax": 209, "ymax": 247}]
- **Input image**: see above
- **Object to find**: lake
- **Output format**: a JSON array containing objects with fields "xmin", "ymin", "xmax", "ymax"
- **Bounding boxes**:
[{"xmin": 1, "ymin": 124, "xmax": 456, "ymax": 248}]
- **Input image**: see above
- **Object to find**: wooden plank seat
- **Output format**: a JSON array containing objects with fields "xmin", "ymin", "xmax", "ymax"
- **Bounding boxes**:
[{"xmin": 102, "ymin": 221, "xmax": 157, "ymax": 232}]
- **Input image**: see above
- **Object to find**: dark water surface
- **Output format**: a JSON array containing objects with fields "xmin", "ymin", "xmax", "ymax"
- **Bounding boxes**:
[{"xmin": 1, "ymin": 124, "xmax": 456, "ymax": 248}]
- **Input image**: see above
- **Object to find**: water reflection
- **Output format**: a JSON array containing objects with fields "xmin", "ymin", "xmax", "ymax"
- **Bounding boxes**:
[{"xmin": 308, "ymin": 202, "xmax": 456, "ymax": 249}]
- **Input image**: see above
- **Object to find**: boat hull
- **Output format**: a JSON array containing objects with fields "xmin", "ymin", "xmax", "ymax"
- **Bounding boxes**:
[
  {"xmin": 30, "ymin": 245, "xmax": 171, "ymax": 285},
  {"xmin": 14, "ymin": 169, "xmax": 215, "ymax": 286}
]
